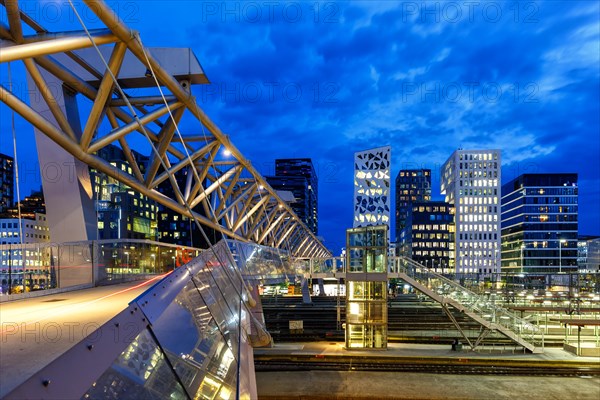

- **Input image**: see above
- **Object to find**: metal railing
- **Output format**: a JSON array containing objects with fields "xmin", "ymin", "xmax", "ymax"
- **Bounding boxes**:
[{"xmin": 398, "ymin": 257, "xmax": 544, "ymax": 351}]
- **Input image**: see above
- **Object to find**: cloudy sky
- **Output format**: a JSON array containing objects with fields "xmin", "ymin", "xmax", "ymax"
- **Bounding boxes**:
[{"xmin": 1, "ymin": 1, "xmax": 599, "ymax": 253}]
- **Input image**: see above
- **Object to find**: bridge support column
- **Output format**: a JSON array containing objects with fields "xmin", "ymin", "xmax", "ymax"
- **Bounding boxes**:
[
  {"xmin": 26, "ymin": 69, "xmax": 98, "ymax": 243},
  {"xmin": 301, "ymin": 277, "xmax": 312, "ymax": 304},
  {"xmin": 246, "ymin": 282, "xmax": 273, "ymax": 348}
]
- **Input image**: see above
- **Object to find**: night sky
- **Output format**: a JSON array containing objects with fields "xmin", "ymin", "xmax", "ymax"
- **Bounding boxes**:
[{"xmin": 1, "ymin": 1, "xmax": 598, "ymax": 253}]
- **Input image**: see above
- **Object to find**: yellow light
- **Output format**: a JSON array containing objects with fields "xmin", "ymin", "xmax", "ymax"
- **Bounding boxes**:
[{"xmin": 220, "ymin": 387, "xmax": 232, "ymax": 399}]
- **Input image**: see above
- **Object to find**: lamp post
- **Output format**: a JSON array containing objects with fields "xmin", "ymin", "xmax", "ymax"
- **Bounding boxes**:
[
  {"xmin": 172, "ymin": 256, "xmax": 176, "ymax": 271},
  {"xmin": 559, "ymin": 239, "xmax": 567, "ymax": 273},
  {"xmin": 150, "ymin": 254, "xmax": 156, "ymax": 274},
  {"xmin": 520, "ymin": 244, "xmax": 526, "ymax": 274},
  {"xmin": 124, "ymin": 251, "xmax": 129, "ymax": 272}
]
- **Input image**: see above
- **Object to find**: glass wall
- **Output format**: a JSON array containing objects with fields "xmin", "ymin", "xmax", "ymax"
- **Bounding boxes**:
[
  {"xmin": 77, "ymin": 239, "xmax": 291, "ymax": 400},
  {"xmin": 346, "ymin": 281, "xmax": 387, "ymax": 348},
  {"xmin": 0, "ymin": 239, "xmax": 200, "ymax": 296},
  {"xmin": 346, "ymin": 226, "xmax": 387, "ymax": 273}
]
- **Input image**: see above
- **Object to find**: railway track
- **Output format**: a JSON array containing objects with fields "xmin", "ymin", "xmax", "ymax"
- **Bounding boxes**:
[
  {"xmin": 255, "ymin": 356, "xmax": 600, "ymax": 377},
  {"xmin": 261, "ymin": 295, "xmax": 595, "ymax": 346}
]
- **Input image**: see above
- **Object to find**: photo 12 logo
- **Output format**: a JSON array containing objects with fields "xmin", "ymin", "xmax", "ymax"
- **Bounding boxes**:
[
  {"xmin": 400, "ymin": 2, "xmax": 539, "ymax": 24},
  {"xmin": 199, "ymin": 81, "xmax": 339, "ymax": 104},
  {"xmin": 401, "ymin": 81, "xmax": 539, "ymax": 103},
  {"xmin": 12, "ymin": 1, "xmax": 139, "ymax": 26},
  {"xmin": 199, "ymin": 1, "xmax": 340, "ymax": 23}
]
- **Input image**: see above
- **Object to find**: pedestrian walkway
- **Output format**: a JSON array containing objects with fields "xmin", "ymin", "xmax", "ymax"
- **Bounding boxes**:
[{"xmin": 0, "ymin": 279, "xmax": 159, "ymax": 398}]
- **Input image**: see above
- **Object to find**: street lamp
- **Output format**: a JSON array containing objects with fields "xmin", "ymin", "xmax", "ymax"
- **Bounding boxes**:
[
  {"xmin": 559, "ymin": 239, "xmax": 567, "ymax": 273},
  {"xmin": 172, "ymin": 256, "xmax": 176, "ymax": 270},
  {"xmin": 520, "ymin": 244, "xmax": 526, "ymax": 274}
]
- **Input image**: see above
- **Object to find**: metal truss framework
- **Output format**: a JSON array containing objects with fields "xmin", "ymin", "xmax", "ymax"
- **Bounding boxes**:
[{"xmin": 0, "ymin": 0, "xmax": 330, "ymax": 258}]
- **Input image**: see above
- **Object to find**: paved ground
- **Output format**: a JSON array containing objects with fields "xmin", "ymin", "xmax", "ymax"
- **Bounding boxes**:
[
  {"xmin": 0, "ymin": 279, "xmax": 160, "ymax": 398},
  {"xmin": 255, "ymin": 342, "xmax": 600, "ymax": 399},
  {"xmin": 257, "ymin": 371, "xmax": 600, "ymax": 399}
]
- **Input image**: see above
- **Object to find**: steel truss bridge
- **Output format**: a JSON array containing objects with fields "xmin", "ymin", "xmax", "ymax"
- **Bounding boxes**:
[
  {"xmin": 0, "ymin": 0, "xmax": 330, "ymax": 259},
  {"xmin": 1, "ymin": 1, "xmax": 328, "ymax": 398}
]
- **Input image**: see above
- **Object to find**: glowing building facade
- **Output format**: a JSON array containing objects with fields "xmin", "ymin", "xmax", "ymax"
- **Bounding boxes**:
[
  {"xmin": 441, "ymin": 149, "xmax": 501, "ymax": 274},
  {"xmin": 353, "ymin": 146, "xmax": 391, "ymax": 229},
  {"xmin": 501, "ymin": 173, "xmax": 578, "ymax": 273},
  {"xmin": 399, "ymin": 201, "xmax": 455, "ymax": 272}
]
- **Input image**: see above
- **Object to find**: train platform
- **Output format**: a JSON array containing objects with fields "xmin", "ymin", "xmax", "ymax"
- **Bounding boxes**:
[
  {"xmin": 255, "ymin": 341, "xmax": 600, "ymax": 400},
  {"xmin": 254, "ymin": 340, "xmax": 600, "ymax": 364}
]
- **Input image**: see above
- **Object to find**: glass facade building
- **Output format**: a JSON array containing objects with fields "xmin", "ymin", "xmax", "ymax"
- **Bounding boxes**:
[
  {"xmin": 266, "ymin": 158, "xmax": 318, "ymax": 235},
  {"xmin": 399, "ymin": 201, "xmax": 455, "ymax": 272},
  {"xmin": 578, "ymin": 236, "xmax": 600, "ymax": 272},
  {"xmin": 501, "ymin": 173, "xmax": 578, "ymax": 273},
  {"xmin": 91, "ymin": 145, "xmax": 158, "ymax": 241},
  {"xmin": 274, "ymin": 158, "xmax": 319, "ymax": 235},
  {"xmin": 0, "ymin": 153, "xmax": 13, "ymax": 214},
  {"xmin": 441, "ymin": 149, "xmax": 501, "ymax": 274},
  {"xmin": 156, "ymin": 169, "xmax": 219, "ymax": 249},
  {"xmin": 395, "ymin": 169, "xmax": 431, "ymax": 241}
]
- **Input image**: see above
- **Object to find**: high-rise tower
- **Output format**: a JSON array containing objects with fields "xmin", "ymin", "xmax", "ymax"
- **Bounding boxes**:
[
  {"xmin": 441, "ymin": 149, "xmax": 501, "ymax": 274},
  {"xmin": 353, "ymin": 146, "xmax": 391, "ymax": 230}
]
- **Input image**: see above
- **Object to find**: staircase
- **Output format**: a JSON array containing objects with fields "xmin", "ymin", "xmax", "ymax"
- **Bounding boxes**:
[{"xmin": 398, "ymin": 257, "xmax": 544, "ymax": 353}]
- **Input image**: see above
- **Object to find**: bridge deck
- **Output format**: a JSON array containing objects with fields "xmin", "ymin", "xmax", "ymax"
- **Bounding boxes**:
[{"xmin": 0, "ymin": 278, "xmax": 161, "ymax": 398}]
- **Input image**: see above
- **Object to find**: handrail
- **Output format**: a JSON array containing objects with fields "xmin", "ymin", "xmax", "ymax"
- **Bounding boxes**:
[{"xmin": 398, "ymin": 256, "xmax": 544, "ymax": 350}]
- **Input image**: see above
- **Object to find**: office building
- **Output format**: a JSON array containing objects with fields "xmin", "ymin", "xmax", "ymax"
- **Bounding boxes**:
[
  {"xmin": 0, "ymin": 189, "xmax": 46, "ymax": 220},
  {"xmin": 441, "ymin": 149, "xmax": 501, "ymax": 274},
  {"xmin": 91, "ymin": 145, "xmax": 158, "ymax": 240},
  {"xmin": 0, "ymin": 213, "xmax": 50, "ymax": 245},
  {"xmin": 156, "ymin": 169, "xmax": 219, "ymax": 249},
  {"xmin": 395, "ymin": 169, "xmax": 431, "ymax": 241},
  {"xmin": 0, "ymin": 212, "xmax": 51, "ymax": 293},
  {"xmin": 266, "ymin": 158, "xmax": 318, "ymax": 235},
  {"xmin": 501, "ymin": 173, "xmax": 578, "ymax": 273},
  {"xmin": 0, "ymin": 153, "xmax": 14, "ymax": 214},
  {"xmin": 398, "ymin": 201, "xmax": 455, "ymax": 272},
  {"xmin": 578, "ymin": 236, "xmax": 600, "ymax": 272},
  {"xmin": 353, "ymin": 146, "xmax": 391, "ymax": 229}
]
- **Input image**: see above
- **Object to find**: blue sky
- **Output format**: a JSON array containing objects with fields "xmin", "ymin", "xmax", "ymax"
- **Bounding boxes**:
[{"xmin": 1, "ymin": 1, "xmax": 599, "ymax": 253}]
